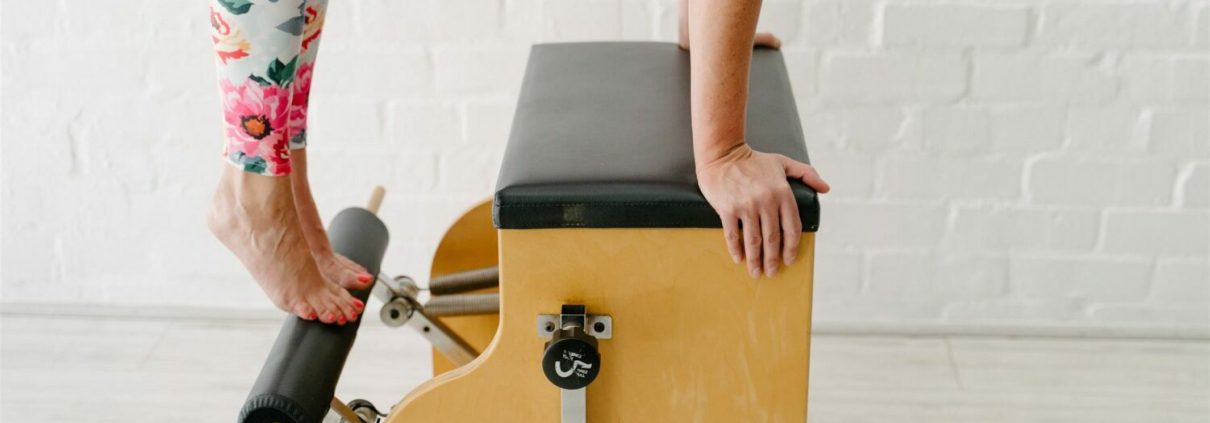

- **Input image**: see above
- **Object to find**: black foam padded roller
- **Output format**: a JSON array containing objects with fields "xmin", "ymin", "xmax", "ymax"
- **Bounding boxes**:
[{"xmin": 238, "ymin": 207, "xmax": 390, "ymax": 423}]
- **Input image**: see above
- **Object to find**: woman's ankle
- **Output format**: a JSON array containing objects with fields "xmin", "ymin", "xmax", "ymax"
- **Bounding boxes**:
[
  {"xmin": 286, "ymin": 149, "xmax": 337, "ymax": 257},
  {"xmin": 208, "ymin": 165, "xmax": 297, "ymax": 240}
]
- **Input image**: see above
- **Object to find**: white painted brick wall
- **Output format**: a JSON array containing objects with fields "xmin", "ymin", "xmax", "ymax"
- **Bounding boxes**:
[
  {"xmin": 822, "ymin": 52, "xmax": 967, "ymax": 104},
  {"xmin": 883, "ymin": 4, "xmax": 1031, "ymax": 48},
  {"xmin": 2, "ymin": 0, "xmax": 1207, "ymax": 335},
  {"xmin": 972, "ymin": 52, "xmax": 1119, "ymax": 102}
]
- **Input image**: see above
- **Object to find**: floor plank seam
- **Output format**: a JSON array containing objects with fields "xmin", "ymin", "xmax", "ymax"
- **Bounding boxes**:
[
  {"xmin": 135, "ymin": 322, "xmax": 172, "ymax": 371},
  {"xmin": 944, "ymin": 337, "xmax": 966, "ymax": 390},
  {"xmin": 4, "ymin": 304, "xmax": 1207, "ymax": 340}
]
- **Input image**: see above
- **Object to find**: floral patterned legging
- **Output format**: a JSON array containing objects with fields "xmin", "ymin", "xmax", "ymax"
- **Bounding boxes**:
[{"xmin": 210, "ymin": 0, "xmax": 328, "ymax": 176}]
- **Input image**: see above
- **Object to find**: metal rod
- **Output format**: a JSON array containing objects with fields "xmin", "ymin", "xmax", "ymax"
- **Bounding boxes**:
[
  {"xmin": 424, "ymin": 293, "xmax": 500, "ymax": 316},
  {"xmin": 429, "ymin": 266, "xmax": 499, "ymax": 295},
  {"xmin": 405, "ymin": 309, "xmax": 479, "ymax": 366}
]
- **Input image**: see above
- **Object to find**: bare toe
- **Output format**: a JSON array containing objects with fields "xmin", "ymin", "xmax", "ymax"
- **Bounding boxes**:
[
  {"xmin": 312, "ymin": 298, "xmax": 339, "ymax": 324},
  {"xmin": 338, "ymin": 258, "xmax": 372, "ymax": 289},
  {"xmin": 319, "ymin": 255, "xmax": 372, "ymax": 290},
  {"xmin": 292, "ymin": 301, "xmax": 317, "ymax": 321},
  {"xmin": 330, "ymin": 288, "xmax": 360, "ymax": 322},
  {"xmin": 336, "ymin": 267, "xmax": 371, "ymax": 290},
  {"xmin": 337, "ymin": 254, "xmax": 368, "ymax": 274},
  {"xmin": 319, "ymin": 296, "xmax": 346, "ymax": 325}
]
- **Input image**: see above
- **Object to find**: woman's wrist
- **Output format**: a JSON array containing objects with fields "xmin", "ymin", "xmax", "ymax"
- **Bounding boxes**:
[{"xmin": 694, "ymin": 138, "xmax": 749, "ymax": 171}]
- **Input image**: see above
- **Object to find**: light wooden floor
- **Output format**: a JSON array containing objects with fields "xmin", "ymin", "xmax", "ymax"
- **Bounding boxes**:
[{"xmin": 1, "ymin": 314, "xmax": 1206, "ymax": 423}]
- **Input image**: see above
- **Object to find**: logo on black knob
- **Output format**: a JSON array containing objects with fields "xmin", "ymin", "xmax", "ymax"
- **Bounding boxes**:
[{"xmin": 542, "ymin": 335, "xmax": 600, "ymax": 390}]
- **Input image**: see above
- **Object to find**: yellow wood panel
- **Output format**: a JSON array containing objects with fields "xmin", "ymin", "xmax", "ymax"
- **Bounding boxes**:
[
  {"xmin": 388, "ymin": 228, "xmax": 814, "ymax": 422},
  {"xmin": 427, "ymin": 200, "xmax": 500, "ymax": 376}
]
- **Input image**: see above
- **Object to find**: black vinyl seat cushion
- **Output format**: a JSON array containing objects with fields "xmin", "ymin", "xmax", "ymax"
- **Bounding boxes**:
[{"xmin": 493, "ymin": 42, "xmax": 819, "ymax": 231}]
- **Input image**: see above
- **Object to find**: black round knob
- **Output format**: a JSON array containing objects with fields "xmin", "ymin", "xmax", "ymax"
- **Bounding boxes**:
[{"xmin": 541, "ymin": 325, "xmax": 600, "ymax": 390}]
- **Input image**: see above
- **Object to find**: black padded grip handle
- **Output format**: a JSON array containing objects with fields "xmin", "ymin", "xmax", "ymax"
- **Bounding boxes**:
[{"xmin": 238, "ymin": 207, "xmax": 390, "ymax": 423}]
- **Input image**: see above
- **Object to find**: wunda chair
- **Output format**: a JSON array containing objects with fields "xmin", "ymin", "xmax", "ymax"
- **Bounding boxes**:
[{"xmin": 237, "ymin": 41, "xmax": 821, "ymax": 423}]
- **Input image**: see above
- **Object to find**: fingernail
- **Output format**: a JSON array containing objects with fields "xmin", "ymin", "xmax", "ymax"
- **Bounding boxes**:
[
  {"xmin": 766, "ymin": 266, "xmax": 777, "ymax": 277},
  {"xmin": 731, "ymin": 254, "xmax": 742, "ymax": 264},
  {"xmin": 750, "ymin": 268, "xmax": 761, "ymax": 279},
  {"xmin": 786, "ymin": 253, "xmax": 797, "ymax": 265},
  {"xmin": 353, "ymin": 299, "xmax": 364, "ymax": 309},
  {"xmin": 357, "ymin": 274, "xmax": 371, "ymax": 283}
]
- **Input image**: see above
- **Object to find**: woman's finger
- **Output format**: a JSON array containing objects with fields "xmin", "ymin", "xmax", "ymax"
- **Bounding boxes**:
[
  {"xmin": 754, "ymin": 33, "xmax": 782, "ymax": 49},
  {"xmin": 780, "ymin": 192, "xmax": 802, "ymax": 266},
  {"xmin": 740, "ymin": 213, "xmax": 762, "ymax": 279},
  {"xmin": 781, "ymin": 156, "xmax": 830, "ymax": 193},
  {"xmin": 720, "ymin": 212, "xmax": 744, "ymax": 264},
  {"xmin": 760, "ymin": 206, "xmax": 781, "ymax": 277}
]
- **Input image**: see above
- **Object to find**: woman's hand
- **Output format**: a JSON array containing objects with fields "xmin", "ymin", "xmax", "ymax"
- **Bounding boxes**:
[
  {"xmin": 696, "ymin": 145, "xmax": 830, "ymax": 278},
  {"xmin": 683, "ymin": 0, "xmax": 822, "ymax": 277}
]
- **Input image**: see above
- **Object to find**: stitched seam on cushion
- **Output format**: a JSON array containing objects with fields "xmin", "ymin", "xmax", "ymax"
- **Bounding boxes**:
[
  {"xmin": 494, "ymin": 201, "xmax": 821, "ymax": 229},
  {"xmin": 491, "ymin": 203, "xmax": 822, "ymax": 212},
  {"xmin": 499, "ymin": 223, "xmax": 822, "ymax": 230},
  {"xmin": 501, "ymin": 224, "xmax": 716, "ymax": 228},
  {"xmin": 497, "ymin": 202, "xmax": 709, "ymax": 207},
  {"xmin": 496, "ymin": 202, "xmax": 821, "ymax": 211}
]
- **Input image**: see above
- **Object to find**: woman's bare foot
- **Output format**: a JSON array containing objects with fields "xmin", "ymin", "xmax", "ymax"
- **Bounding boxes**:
[
  {"xmin": 289, "ymin": 149, "xmax": 374, "ymax": 290},
  {"xmin": 208, "ymin": 166, "xmax": 363, "ymax": 324}
]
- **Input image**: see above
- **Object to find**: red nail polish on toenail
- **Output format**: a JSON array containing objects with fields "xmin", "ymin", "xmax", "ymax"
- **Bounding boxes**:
[
  {"xmin": 309, "ymin": 312, "xmax": 317, "ymax": 320},
  {"xmin": 325, "ymin": 313, "xmax": 334, "ymax": 322},
  {"xmin": 353, "ymin": 299, "xmax": 364, "ymax": 309},
  {"xmin": 338, "ymin": 316, "xmax": 347, "ymax": 324},
  {"xmin": 358, "ymin": 274, "xmax": 371, "ymax": 283}
]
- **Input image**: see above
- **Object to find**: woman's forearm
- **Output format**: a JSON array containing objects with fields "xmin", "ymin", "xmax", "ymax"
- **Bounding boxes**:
[{"xmin": 687, "ymin": 0, "xmax": 763, "ymax": 169}]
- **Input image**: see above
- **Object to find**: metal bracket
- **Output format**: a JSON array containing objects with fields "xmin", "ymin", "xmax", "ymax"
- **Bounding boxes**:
[
  {"xmin": 371, "ymin": 273, "xmax": 419, "ymax": 304},
  {"xmin": 538, "ymin": 306, "xmax": 610, "ymax": 423},
  {"xmin": 374, "ymin": 273, "xmax": 478, "ymax": 366},
  {"xmin": 561, "ymin": 388, "xmax": 586, "ymax": 423},
  {"xmin": 537, "ymin": 314, "xmax": 612, "ymax": 339},
  {"xmin": 405, "ymin": 308, "xmax": 478, "ymax": 366}
]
